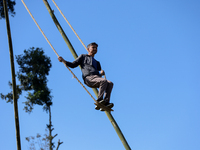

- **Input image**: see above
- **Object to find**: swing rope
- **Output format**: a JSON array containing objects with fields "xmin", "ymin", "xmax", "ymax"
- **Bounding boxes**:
[
  {"xmin": 21, "ymin": 0, "xmax": 97, "ymax": 103},
  {"xmin": 52, "ymin": 0, "xmax": 88, "ymax": 52},
  {"xmin": 22, "ymin": 0, "xmax": 58, "ymax": 57}
]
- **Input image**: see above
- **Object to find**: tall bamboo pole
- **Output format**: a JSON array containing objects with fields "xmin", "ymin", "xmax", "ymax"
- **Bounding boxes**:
[
  {"xmin": 3, "ymin": 0, "xmax": 21, "ymax": 150},
  {"xmin": 48, "ymin": 106, "xmax": 53, "ymax": 150},
  {"xmin": 43, "ymin": 0, "xmax": 131, "ymax": 149},
  {"xmin": 43, "ymin": 0, "xmax": 78, "ymax": 59}
]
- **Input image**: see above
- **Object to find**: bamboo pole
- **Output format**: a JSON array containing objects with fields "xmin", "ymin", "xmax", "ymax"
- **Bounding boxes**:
[
  {"xmin": 52, "ymin": 0, "xmax": 88, "ymax": 51},
  {"xmin": 42, "ymin": 1, "xmax": 131, "ymax": 149},
  {"xmin": 3, "ymin": 0, "xmax": 21, "ymax": 150},
  {"xmin": 43, "ymin": 0, "xmax": 78, "ymax": 59},
  {"xmin": 49, "ymin": 107, "xmax": 53, "ymax": 150}
]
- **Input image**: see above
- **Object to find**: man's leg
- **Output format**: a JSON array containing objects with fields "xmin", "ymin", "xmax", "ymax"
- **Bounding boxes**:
[
  {"xmin": 104, "ymin": 81, "xmax": 114, "ymax": 102},
  {"xmin": 84, "ymin": 75, "xmax": 108, "ymax": 101}
]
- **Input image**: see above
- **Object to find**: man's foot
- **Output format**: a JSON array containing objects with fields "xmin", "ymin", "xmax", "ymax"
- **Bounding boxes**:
[
  {"xmin": 97, "ymin": 98, "xmax": 103, "ymax": 102},
  {"xmin": 97, "ymin": 98, "xmax": 113, "ymax": 111},
  {"xmin": 95, "ymin": 99, "xmax": 103, "ymax": 110},
  {"xmin": 99, "ymin": 99, "xmax": 107, "ymax": 105},
  {"xmin": 100, "ymin": 108, "xmax": 105, "ymax": 111},
  {"xmin": 106, "ymin": 103, "xmax": 114, "ymax": 108},
  {"xmin": 99, "ymin": 100, "xmax": 106, "ymax": 111},
  {"xmin": 95, "ymin": 105, "xmax": 100, "ymax": 110},
  {"xmin": 100, "ymin": 102, "xmax": 114, "ymax": 111}
]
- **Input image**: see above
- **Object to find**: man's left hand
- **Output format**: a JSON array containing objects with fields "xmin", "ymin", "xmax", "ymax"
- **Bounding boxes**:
[{"xmin": 100, "ymin": 70, "xmax": 105, "ymax": 75}]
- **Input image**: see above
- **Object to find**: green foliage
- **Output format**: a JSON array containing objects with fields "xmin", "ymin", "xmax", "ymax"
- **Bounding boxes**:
[
  {"xmin": 16, "ymin": 47, "xmax": 52, "ymax": 112},
  {"xmin": 1, "ymin": 47, "xmax": 52, "ymax": 113},
  {"xmin": 0, "ymin": 0, "xmax": 16, "ymax": 19},
  {"xmin": 0, "ymin": 81, "xmax": 22, "ymax": 103}
]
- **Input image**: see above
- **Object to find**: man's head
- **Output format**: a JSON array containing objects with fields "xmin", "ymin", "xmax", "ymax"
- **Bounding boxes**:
[
  {"xmin": 87, "ymin": 42, "xmax": 98, "ymax": 49},
  {"xmin": 87, "ymin": 42, "xmax": 98, "ymax": 57}
]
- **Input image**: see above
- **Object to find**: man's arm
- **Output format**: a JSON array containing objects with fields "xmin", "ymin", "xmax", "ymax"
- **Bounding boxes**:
[
  {"xmin": 96, "ymin": 61, "xmax": 105, "ymax": 76},
  {"xmin": 58, "ymin": 55, "xmax": 83, "ymax": 68}
]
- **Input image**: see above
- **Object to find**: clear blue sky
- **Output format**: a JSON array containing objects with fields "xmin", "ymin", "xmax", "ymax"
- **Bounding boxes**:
[{"xmin": 1, "ymin": 0, "xmax": 200, "ymax": 150}]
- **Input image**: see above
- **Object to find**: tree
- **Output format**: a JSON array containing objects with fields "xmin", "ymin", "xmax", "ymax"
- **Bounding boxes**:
[
  {"xmin": 16, "ymin": 47, "xmax": 52, "ymax": 112},
  {"xmin": 1, "ymin": 47, "xmax": 52, "ymax": 112},
  {"xmin": 1, "ymin": 47, "xmax": 63, "ymax": 149},
  {"xmin": 26, "ymin": 107, "xmax": 63, "ymax": 150},
  {"xmin": 0, "ymin": 0, "xmax": 16, "ymax": 19}
]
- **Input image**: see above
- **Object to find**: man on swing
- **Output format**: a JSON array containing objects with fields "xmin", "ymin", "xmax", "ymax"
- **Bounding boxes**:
[{"xmin": 58, "ymin": 42, "xmax": 114, "ymax": 110}]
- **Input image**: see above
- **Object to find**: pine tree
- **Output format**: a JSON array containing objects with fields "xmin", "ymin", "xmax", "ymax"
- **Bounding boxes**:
[{"xmin": 0, "ymin": 0, "xmax": 16, "ymax": 19}]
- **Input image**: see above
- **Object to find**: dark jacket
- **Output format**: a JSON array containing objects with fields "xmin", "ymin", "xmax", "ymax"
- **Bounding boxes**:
[{"xmin": 65, "ymin": 54, "xmax": 101, "ymax": 80}]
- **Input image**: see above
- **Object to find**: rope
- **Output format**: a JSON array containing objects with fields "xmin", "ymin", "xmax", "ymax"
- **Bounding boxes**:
[
  {"xmin": 21, "ymin": 0, "xmax": 97, "ymax": 103},
  {"xmin": 21, "ymin": 0, "xmax": 59, "ymax": 57},
  {"xmin": 63, "ymin": 63, "xmax": 97, "ymax": 102},
  {"xmin": 52, "ymin": 0, "xmax": 88, "ymax": 52}
]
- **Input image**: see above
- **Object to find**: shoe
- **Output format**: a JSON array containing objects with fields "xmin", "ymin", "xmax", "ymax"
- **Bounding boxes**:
[
  {"xmin": 106, "ymin": 103, "xmax": 114, "ymax": 108},
  {"xmin": 97, "ymin": 98, "xmax": 103, "ymax": 102},
  {"xmin": 99, "ymin": 99, "xmax": 107, "ymax": 105},
  {"xmin": 98, "ymin": 99, "xmax": 112, "ymax": 111},
  {"xmin": 100, "ymin": 108, "xmax": 105, "ymax": 111},
  {"xmin": 96, "ymin": 99, "xmax": 104, "ymax": 110},
  {"xmin": 100, "ymin": 102, "xmax": 114, "ymax": 111},
  {"xmin": 99, "ymin": 100, "xmax": 106, "ymax": 111},
  {"xmin": 95, "ymin": 105, "xmax": 100, "ymax": 110}
]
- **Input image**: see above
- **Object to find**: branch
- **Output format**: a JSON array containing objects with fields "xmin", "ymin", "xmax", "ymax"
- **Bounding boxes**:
[
  {"xmin": 53, "ymin": 134, "xmax": 58, "ymax": 139},
  {"xmin": 56, "ymin": 139, "xmax": 63, "ymax": 150}
]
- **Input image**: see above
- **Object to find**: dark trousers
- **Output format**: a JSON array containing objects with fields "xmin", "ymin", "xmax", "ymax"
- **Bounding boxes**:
[{"xmin": 84, "ymin": 75, "xmax": 113, "ymax": 102}]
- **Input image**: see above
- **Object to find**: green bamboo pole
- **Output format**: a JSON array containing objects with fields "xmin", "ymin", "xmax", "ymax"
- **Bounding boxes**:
[
  {"xmin": 3, "ymin": 0, "xmax": 21, "ymax": 150},
  {"xmin": 43, "ymin": 0, "xmax": 131, "ymax": 149},
  {"xmin": 43, "ymin": 0, "xmax": 78, "ymax": 59}
]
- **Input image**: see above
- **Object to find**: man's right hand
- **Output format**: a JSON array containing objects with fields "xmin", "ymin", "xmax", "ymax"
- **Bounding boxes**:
[{"xmin": 58, "ymin": 56, "xmax": 64, "ymax": 62}]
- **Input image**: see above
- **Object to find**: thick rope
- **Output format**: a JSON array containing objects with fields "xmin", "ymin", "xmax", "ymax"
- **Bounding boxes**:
[
  {"xmin": 21, "ymin": 0, "xmax": 58, "ymax": 57},
  {"xmin": 21, "ymin": 0, "xmax": 97, "ymax": 103},
  {"xmin": 52, "ymin": 0, "xmax": 88, "ymax": 52}
]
